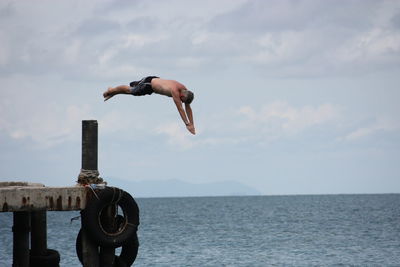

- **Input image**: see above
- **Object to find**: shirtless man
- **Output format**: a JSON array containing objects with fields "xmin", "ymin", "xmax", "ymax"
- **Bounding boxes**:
[{"xmin": 103, "ymin": 76, "xmax": 195, "ymax": 134}]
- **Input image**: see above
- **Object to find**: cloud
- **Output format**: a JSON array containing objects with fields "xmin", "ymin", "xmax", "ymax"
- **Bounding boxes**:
[
  {"xmin": 335, "ymin": 28, "xmax": 400, "ymax": 66},
  {"xmin": 155, "ymin": 120, "xmax": 243, "ymax": 150},
  {"xmin": 75, "ymin": 18, "xmax": 120, "ymax": 36},
  {"xmin": 391, "ymin": 12, "xmax": 400, "ymax": 29},
  {"xmin": 153, "ymin": 102, "xmax": 342, "ymax": 150},
  {"xmin": 343, "ymin": 117, "xmax": 400, "ymax": 141},
  {"xmin": 0, "ymin": 103, "xmax": 92, "ymax": 148},
  {"xmin": 1, "ymin": 0, "xmax": 399, "ymax": 149},
  {"xmin": 156, "ymin": 122, "xmax": 196, "ymax": 150},
  {"xmin": 0, "ymin": 73, "xmax": 98, "ymax": 149},
  {"xmin": 176, "ymin": 56, "xmax": 208, "ymax": 69},
  {"xmin": 238, "ymin": 102, "xmax": 340, "ymax": 138},
  {"xmin": 98, "ymin": 108, "xmax": 157, "ymax": 138},
  {"xmin": 1, "ymin": 0, "xmax": 399, "ymax": 80},
  {"xmin": 204, "ymin": 0, "xmax": 400, "ymax": 76},
  {"xmin": 243, "ymin": 30, "xmax": 320, "ymax": 67},
  {"xmin": 210, "ymin": 0, "xmax": 378, "ymax": 33},
  {"xmin": 0, "ymin": 1, "xmax": 16, "ymax": 18}
]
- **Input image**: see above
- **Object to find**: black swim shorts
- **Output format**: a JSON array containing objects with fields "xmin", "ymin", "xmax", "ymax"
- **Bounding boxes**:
[{"xmin": 129, "ymin": 76, "xmax": 159, "ymax": 96}]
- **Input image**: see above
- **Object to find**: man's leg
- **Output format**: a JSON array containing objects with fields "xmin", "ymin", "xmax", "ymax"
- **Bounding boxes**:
[{"xmin": 103, "ymin": 85, "xmax": 131, "ymax": 101}]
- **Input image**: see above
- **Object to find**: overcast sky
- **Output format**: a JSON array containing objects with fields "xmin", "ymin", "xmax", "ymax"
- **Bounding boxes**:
[{"xmin": 1, "ymin": 0, "xmax": 399, "ymax": 195}]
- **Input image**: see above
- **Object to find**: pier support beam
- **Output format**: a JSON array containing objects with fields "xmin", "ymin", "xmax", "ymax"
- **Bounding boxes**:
[
  {"xmin": 31, "ymin": 211, "xmax": 47, "ymax": 256},
  {"xmin": 12, "ymin": 211, "xmax": 30, "ymax": 267}
]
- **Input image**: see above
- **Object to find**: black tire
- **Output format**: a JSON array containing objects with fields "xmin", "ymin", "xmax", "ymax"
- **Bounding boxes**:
[
  {"xmin": 114, "ymin": 256, "xmax": 128, "ymax": 267},
  {"xmin": 76, "ymin": 228, "xmax": 139, "ymax": 266},
  {"xmin": 75, "ymin": 229, "xmax": 84, "ymax": 264},
  {"xmin": 118, "ymin": 231, "xmax": 139, "ymax": 266},
  {"xmin": 30, "ymin": 249, "xmax": 60, "ymax": 267},
  {"xmin": 81, "ymin": 187, "xmax": 139, "ymax": 248}
]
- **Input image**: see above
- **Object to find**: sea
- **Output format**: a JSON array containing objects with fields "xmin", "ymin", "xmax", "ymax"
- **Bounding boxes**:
[{"xmin": 1, "ymin": 194, "xmax": 399, "ymax": 266}]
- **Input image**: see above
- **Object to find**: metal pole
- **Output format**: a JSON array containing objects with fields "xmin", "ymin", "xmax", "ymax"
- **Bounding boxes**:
[
  {"xmin": 31, "ymin": 210, "xmax": 47, "ymax": 256},
  {"xmin": 81, "ymin": 120, "xmax": 100, "ymax": 267},
  {"xmin": 12, "ymin": 211, "xmax": 30, "ymax": 267}
]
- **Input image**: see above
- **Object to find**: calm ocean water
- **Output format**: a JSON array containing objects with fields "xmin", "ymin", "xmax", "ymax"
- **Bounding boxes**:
[{"xmin": 1, "ymin": 194, "xmax": 399, "ymax": 266}]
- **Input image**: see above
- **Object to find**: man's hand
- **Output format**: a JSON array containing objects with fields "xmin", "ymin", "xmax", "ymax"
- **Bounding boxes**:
[{"xmin": 186, "ymin": 124, "xmax": 196, "ymax": 135}]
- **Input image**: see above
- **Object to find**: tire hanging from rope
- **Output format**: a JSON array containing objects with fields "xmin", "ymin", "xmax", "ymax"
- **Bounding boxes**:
[
  {"xmin": 78, "ymin": 186, "xmax": 140, "ymax": 266},
  {"xmin": 29, "ymin": 248, "xmax": 60, "ymax": 267},
  {"xmin": 76, "ymin": 226, "xmax": 139, "ymax": 267}
]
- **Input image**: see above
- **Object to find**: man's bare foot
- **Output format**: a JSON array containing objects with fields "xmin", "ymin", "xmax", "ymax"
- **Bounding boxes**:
[{"xmin": 103, "ymin": 87, "xmax": 115, "ymax": 101}]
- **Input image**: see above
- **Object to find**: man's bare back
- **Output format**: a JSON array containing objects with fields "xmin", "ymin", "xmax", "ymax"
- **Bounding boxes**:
[
  {"xmin": 151, "ymin": 78, "xmax": 186, "ymax": 97},
  {"xmin": 103, "ymin": 76, "xmax": 195, "ymax": 135}
]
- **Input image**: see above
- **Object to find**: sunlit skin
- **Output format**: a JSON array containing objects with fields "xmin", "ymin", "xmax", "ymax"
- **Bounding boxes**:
[{"xmin": 103, "ymin": 78, "xmax": 195, "ymax": 135}]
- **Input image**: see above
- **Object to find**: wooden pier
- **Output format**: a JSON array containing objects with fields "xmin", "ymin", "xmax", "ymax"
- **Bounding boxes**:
[{"xmin": 0, "ymin": 120, "xmax": 139, "ymax": 267}]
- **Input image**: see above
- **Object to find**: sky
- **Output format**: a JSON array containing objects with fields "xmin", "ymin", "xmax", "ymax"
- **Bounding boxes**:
[{"xmin": 0, "ymin": 0, "xmax": 399, "ymax": 195}]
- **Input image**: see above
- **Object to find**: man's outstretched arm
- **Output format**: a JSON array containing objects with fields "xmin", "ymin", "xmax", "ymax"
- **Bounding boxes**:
[
  {"xmin": 185, "ymin": 103, "xmax": 195, "ymax": 134},
  {"xmin": 171, "ymin": 89, "xmax": 195, "ymax": 134}
]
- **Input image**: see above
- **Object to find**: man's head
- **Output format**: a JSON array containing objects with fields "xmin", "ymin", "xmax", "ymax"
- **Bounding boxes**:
[{"xmin": 181, "ymin": 90, "xmax": 194, "ymax": 104}]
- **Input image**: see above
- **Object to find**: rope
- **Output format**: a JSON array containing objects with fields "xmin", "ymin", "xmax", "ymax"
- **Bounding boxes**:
[
  {"xmin": 70, "ymin": 215, "xmax": 81, "ymax": 224},
  {"xmin": 108, "ymin": 187, "xmax": 123, "ymax": 205},
  {"xmin": 86, "ymin": 184, "xmax": 100, "ymax": 200},
  {"xmin": 116, "ymin": 189, "xmax": 123, "ymax": 203},
  {"xmin": 78, "ymin": 169, "xmax": 100, "ymax": 179},
  {"xmin": 77, "ymin": 169, "xmax": 104, "ymax": 185},
  {"xmin": 127, "ymin": 223, "xmax": 138, "ymax": 229}
]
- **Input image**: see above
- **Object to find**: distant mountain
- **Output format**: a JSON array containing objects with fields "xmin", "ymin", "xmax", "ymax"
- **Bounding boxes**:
[{"xmin": 104, "ymin": 177, "xmax": 262, "ymax": 198}]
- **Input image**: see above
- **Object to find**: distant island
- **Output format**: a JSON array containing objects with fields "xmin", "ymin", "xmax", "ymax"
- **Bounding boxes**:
[{"xmin": 105, "ymin": 178, "xmax": 262, "ymax": 198}]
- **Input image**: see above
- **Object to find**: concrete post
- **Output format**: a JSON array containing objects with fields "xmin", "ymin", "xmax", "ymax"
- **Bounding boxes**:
[
  {"xmin": 78, "ymin": 120, "xmax": 103, "ymax": 185},
  {"xmin": 82, "ymin": 120, "xmax": 98, "ymax": 171},
  {"xmin": 12, "ymin": 211, "xmax": 30, "ymax": 267},
  {"xmin": 81, "ymin": 120, "xmax": 100, "ymax": 267}
]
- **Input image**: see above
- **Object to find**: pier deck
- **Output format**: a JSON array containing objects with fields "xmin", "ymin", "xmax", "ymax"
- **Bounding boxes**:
[{"xmin": 0, "ymin": 182, "xmax": 86, "ymax": 212}]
